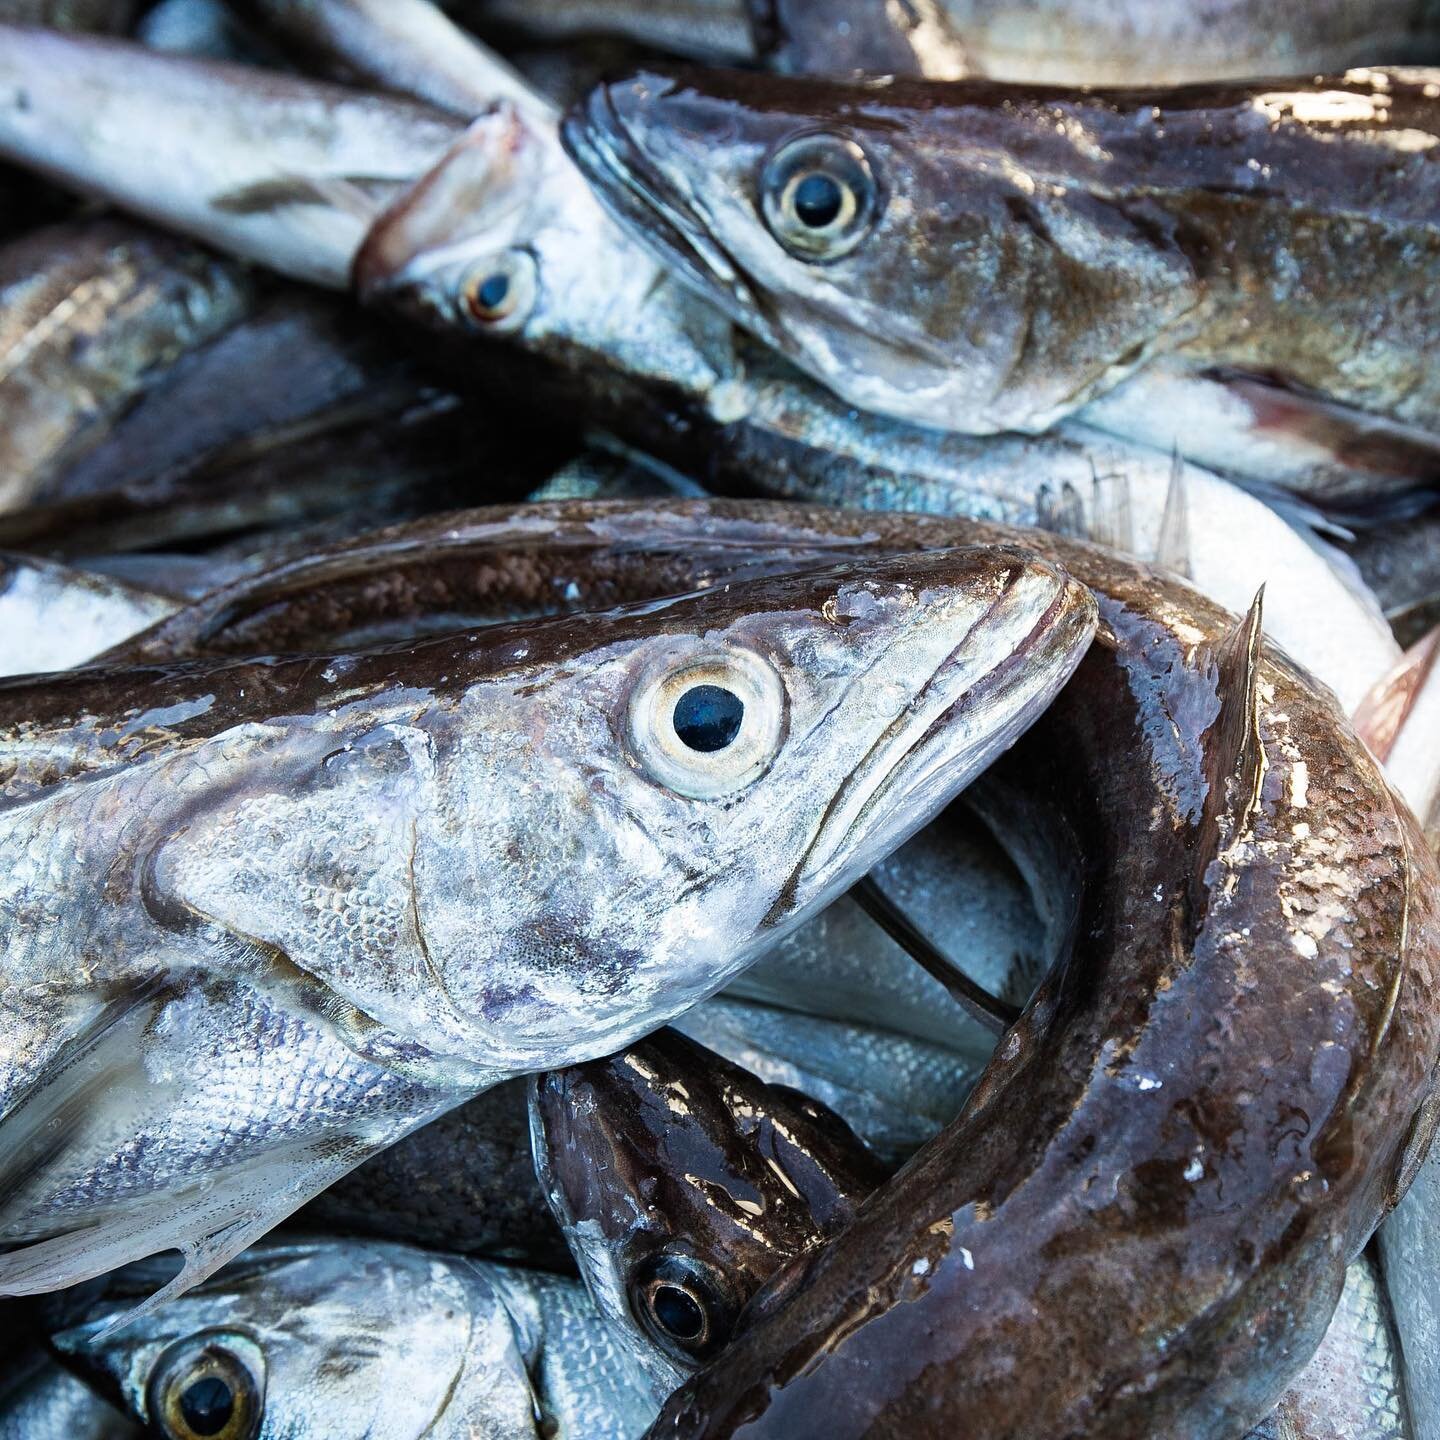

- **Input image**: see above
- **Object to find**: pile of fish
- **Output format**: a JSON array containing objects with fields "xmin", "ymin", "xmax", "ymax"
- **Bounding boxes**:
[{"xmin": 1, "ymin": 1, "xmax": 1439, "ymax": 1436}]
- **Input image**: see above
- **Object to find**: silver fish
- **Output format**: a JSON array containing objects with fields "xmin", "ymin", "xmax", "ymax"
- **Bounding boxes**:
[
  {"xmin": 48, "ymin": 1240, "xmax": 656, "ymax": 1439},
  {"xmin": 0, "ymin": 1340, "xmax": 138, "ymax": 1440},
  {"xmin": 0, "ymin": 545, "xmax": 1094, "ymax": 1313},
  {"xmin": 0, "ymin": 218, "xmax": 254, "ymax": 514}
]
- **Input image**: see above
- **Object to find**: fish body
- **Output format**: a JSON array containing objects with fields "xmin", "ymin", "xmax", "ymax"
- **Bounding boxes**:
[
  {"xmin": 567, "ymin": 66, "xmax": 1440, "ymax": 467},
  {"xmin": 0, "ymin": 218, "xmax": 253, "ymax": 514},
  {"xmin": 47, "ymin": 1239, "xmax": 656, "ymax": 1439},
  {"xmin": 0, "ymin": 25, "xmax": 461, "ymax": 286},
  {"xmin": 0, "ymin": 1340, "xmax": 138, "ymax": 1440},
  {"xmin": 265, "ymin": 497, "xmax": 1439, "ymax": 1440},
  {"xmin": 0, "ymin": 542, "xmax": 1093, "ymax": 1310}
]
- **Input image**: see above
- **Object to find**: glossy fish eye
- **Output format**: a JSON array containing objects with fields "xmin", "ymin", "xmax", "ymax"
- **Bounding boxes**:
[
  {"xmin": 760, "ymin": 132, "xmax": 879, "ymax": 262},
  {"xmin": 627, "ymin": 648, "xmax": 786, "ymax": 800},
  {"xmin": 148, "ymin": 1333, "xmax": 264, "ymax": 1440},
  {"xmin": 457, "ymin": 248, "xmax": 538, "ymax": 334},
  {"xmin": 629, "ymin": 1253, "xmax": 735, "ymax": 1363}
]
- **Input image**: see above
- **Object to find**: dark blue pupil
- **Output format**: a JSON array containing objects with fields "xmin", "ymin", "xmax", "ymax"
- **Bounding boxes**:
[
  {"xmin": 652, "ymin": 1283, "xmax": 706, "ymax": 1340},
  {"xmin": 179, "ymin": 1376, "xmax": 235, "ymax": 1435},
  {"xmin": 672, "ymin": 685, "xmax": 744, "ymax": 753},
  {"xmin": 476, "ymin": 272, "xmax": 510, "ymax": 311},
  {"xmin": 792, "ymin": 173, "xmax": 843, "ymax": 228}
]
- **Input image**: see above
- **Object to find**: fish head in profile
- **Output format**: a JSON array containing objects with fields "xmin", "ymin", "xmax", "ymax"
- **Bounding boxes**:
[
  {"xmin": 137, "ymin": 544, "xmax": 1093, "ymax": 1077},
  {"xmin": 530, "ymin": 1027, "xmax": 886, "ymax": 1396},
  {"xmin": 353, "ymin": 102, "xmax": 732, "ymax": 401},
  {"xmin": 45, "ymin": 1242, "xmax": 549, "ymax": 1440},
  {"xmin": 565, "ymin": 68, "xmax": 1199, "ymax": 433}
]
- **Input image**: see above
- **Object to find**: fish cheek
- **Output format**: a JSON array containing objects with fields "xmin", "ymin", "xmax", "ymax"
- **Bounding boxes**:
[
  {"xmin": 147, "ymin": 725, "xmax": 442, "ymax": 1037},
  {"xmin": 991, "ymin": 190, "xmax": 1200, "ymax": 424}
]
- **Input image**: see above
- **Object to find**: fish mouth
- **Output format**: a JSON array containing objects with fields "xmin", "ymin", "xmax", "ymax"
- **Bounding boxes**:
[
  {"xmin": 562, "ymin": 81, "xmax": 786, "ymax": 354},
  {"xmin": 781, "ymin": 561, "xmax": 1094, "ymax": 915}
]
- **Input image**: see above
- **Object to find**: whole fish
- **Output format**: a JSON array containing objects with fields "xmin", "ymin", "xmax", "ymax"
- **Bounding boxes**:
[
  {"xmin": 0, "ymin": 541, "xmax": 1093, "ymax": 1312},
  {"xmin": 0, "ymin": 1337, "xmax": 138, "ymax": 1440},
  {"xmin": 531, "ymin": 1026, "xmax": 887, "ymax": 1400},
  {"xmin": 0, "ymin": 555, "xmax": 179, "ymax": 675},
  {"xmin": 258, "ymin": 497, "xmax": 1440, "ymax": 1440},
  {"xmin": 0, "ymin": 27, "xmax": 1398, "ymax": 710},
  {"xmin": 46, "ymin": 1239, "xmax": 656, "ymax": 1439},
  {"xmin": 0, "ymin": 218, "xmax": 253, "ymax": 514},
  {"xmin": 535, "ymin": 989, "xmax": 1413, "ymax": 1440},
  {"xmin": 566, "ymin": 66, "xmax": 1440, "ymax": 485}
]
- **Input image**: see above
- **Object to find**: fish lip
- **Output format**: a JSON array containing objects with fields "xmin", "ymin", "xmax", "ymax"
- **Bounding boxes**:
[
  {"xmin": 781, "ymin": 565, "xmax": 1093, "ymax": 912},
  {"xmin": 562, "ymin": 81, "xmax": 784, "ymax": 353}
]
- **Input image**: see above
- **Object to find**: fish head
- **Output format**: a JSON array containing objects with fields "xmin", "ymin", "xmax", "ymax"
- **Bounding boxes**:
[
  {"xmin": 353, "ymin": 102, "xmax": 732, "ymax": 404},
  {"xmin": 387, "ymin": 544, "xmax": 1095, "ymax": 1070},
  {"xmin": 46, "ymin": 1242, "xmax": 548, "ymax": 1439},
  {"xmin": 530, "ymin": 1027, "xmax": 885, "ymax": 1396},
  {"xmin": 565, "ymin": 69, "xmax": 1199, "ymax": 432}
]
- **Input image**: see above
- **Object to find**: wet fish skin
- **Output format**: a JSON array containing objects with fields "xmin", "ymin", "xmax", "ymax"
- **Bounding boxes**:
[
  {"xmin": 253, "ymin": 497, "xmax": 1437, "ymax": 1440},
  {"xmin": 0, "ymin": 218, "xmax": 254, "ymax": 514},
  {"xmin": 568, "ymin": 66, "xmax": 1440, "ymax": 443},
  {"xmin": 47, "ymin": 1240, "xmax": 656, "ymax": 1439},
  {"xmin": 747, "ymin": 0, "xmax": 971, "ymax": 77},
  {"xmin": 0, "ymin": 25, "xmax": 462, "ymax": 287},
  {"xmin": 0, "ymin": 542, "xmax": 1093, "ymax": 1311},
  {"xmin": 531, "ymin": 1026, "xmax": 886, "ymax": 1400},
  {"xmin": 1247, "ymin": 1253, "xmax": 1412, "ymax": 1440}
]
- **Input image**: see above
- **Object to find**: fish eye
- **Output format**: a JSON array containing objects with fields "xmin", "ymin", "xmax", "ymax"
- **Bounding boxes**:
[
  {"xmin": 629, "ymin": 1253, "xmax": 736, "ymax": 1363},
  {"xmin": 457, "ymin": 248, "xmax": 538, "ymax": 334},
  {"xmin": 147, "ymin": 1333, "xmax": 264, "ymax": 1440},
  {"xmin": 626, "ymin": 648, "xmax": 786, "ymax": 800},
  {"xmin": 760, "ymin": 132, "xmax": 879, "ymax": 262}
]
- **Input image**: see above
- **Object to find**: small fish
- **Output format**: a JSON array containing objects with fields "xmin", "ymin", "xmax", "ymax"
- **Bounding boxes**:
[
  {"xmin": 0, "ymin": 542, "xmax": 1094, "ymax": 1313},
  {"xmin": 531, "ymin": 1026, "xmax": 886, "ymax": 1400},
  {"xmin": 0, "ymin": 555, "xmax": 179, "ymax": 676},
  {"xmin": 46, "ymin": 1239, "xmax": 656, "ymax": 1439},
  {"xmin": 0, "ymin": 218, "xmax": 254, "ymax": 514},
  {"xmin": 566, "ymin": 66, "xmax": 1440, "ymax": 477}
]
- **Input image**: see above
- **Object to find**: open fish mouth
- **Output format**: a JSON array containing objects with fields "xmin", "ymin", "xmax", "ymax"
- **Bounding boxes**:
[
  {"xmin": 562, "ymin": 80, "xmax": 786, "ymax": 353},
  {"xmin": 785, "ymin": 555, "xmax": 1096, "ymax": 911}
]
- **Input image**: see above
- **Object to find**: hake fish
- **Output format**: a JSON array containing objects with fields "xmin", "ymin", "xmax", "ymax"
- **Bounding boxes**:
[
  {"xmin": 44, "ymin": 1239, "xmax": 656, "ymax": 1439},
  {"xmin": 567, "ymin": 66, "xmax": 1440, "ymax": 478},
  {"xmin": 0, "ymin": 542, "xmax": 1094, "ymax": 1312},
  {"xmin": 264, "ymin": 497, "xmax": 1440, "ymax": 1440},
  {"xmin": 532, "ymin": 1026, "xmax": 886, "ymax": 1401}
]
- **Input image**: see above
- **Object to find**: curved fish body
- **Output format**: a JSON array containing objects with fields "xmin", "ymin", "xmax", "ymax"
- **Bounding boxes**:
[
  {"xmin": 0, "ymin": 218, "xmax": 254, "ymax": 514},
  {"xmin": 0, "ymin": 29, "xmax": 1398, "ymax": 708},
  {"xmin": 207, "ymin": 497, "xmax": 1440, "ymax": 1440},
  {"xmin": 0, "ymin": 542, "xmax": 1094, "ymax": 1312},
  {"xmin": 567, "ymin": 67, "xmax": 1440, "ymax": 478},
  {"xmin": 0, "ymin": 555, "xmax": 179, "ymax": 676},
  {"xmin": 532, "ymin": 1026, "xmax": 886, "ymax": 1400},
  {"xmin": 46, "ymin": 1240, "xmax": 656, "ymax": 1439},
  {"xmin": 0, "ymin": 25, "xmax": 461, "ymax": 286}
]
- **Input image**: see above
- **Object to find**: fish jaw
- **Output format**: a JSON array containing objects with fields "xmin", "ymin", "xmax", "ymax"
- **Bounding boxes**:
[{"xmin": 0, "ymin": 26, "xmax": 460, "ymax": 287}]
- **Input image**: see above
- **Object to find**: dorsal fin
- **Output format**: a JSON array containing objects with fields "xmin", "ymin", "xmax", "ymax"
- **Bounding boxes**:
[
  {"xmin": 1154, "ymin": 452, "xmax": 1192, "ymax": 579},
  {"xmin": 1190, "ymin": 589, "xmax": 1268, "ymax": 925}
]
